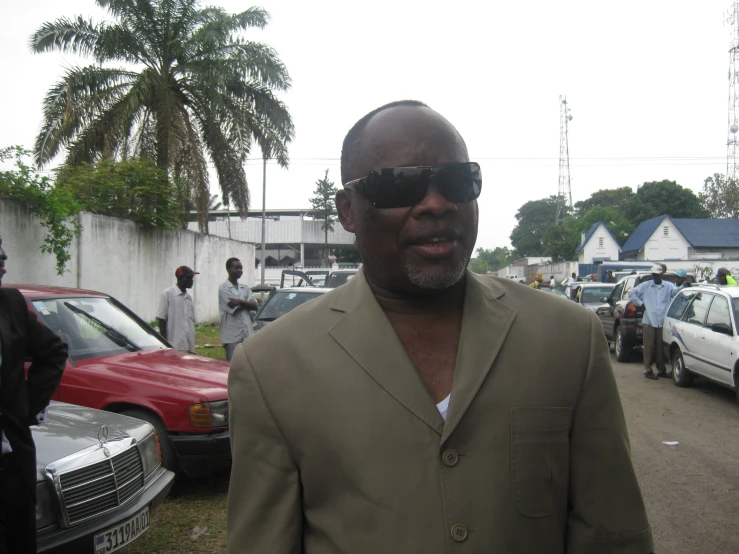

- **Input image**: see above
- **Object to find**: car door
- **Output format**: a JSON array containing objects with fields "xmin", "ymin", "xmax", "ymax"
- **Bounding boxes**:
[
  {"xmin": 598, "ymin": 281, "xmax": 624, "ymax": 339},
  {"xmin": 701, "ymin": 294, "xmax": 735, "ymax": 385},
  {"xmin": 679, "ymin": 292, "xmax": 715, "ymax": 378}
]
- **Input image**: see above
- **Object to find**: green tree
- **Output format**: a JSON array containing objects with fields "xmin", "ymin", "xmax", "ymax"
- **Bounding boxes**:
[
  {"xmin": 309, "ymin": 169, "xmax": 338, "ymax": 267},
  {"xmin": 700, "ymin": 173, "xmax": 739, "ymax": 218},
  {"xmin": 30, "ymin": 1, "xmax": 295, "ymax": 232},
  {"xmin": 574, "ymin": 186, "xmax": 635, "ymax": 216},
  {"xmin": 0, "ymin": 146, "xmax": 82, "ymax": 275},
  {"xmin": 509, "ymin": 196, "xmax": 560, "ymax": 256},
  {"xmin": 625, "ymin": 180, "xmax": 708, "ymax": 225},
  {"xmin": 468, "ymin": 258, "xmax": 489, "ymax": 274},
  {"xmin": 474, "ymin": 246, "xmax": 517, "ymax": 272},
  {"xmin": 56, "ymin": 158, "xmax": 187, "ymax": 229}
]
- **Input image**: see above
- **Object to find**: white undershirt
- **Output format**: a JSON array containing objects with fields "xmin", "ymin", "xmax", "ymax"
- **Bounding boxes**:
[{"xmin": 436, "ymin": 393, "xmax": 451, "ymax": 421}]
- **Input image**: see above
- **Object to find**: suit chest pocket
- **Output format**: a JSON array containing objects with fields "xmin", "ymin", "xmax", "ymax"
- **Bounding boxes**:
[{"xmin": 510, "ymin": 407, "xmax": 572, "ymax": 518}]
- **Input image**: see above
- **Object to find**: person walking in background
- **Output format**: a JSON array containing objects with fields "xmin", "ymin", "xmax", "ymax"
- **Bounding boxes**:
[
  {"xmin": 157, "ymin": 266, "xmax": 198, "ymax": 354},
  {"xmin": 628, "ymin": 264, "xmax": 684, "ymax": 380},
  {"xmin": 715, "ymin": 267, "xmax": 737, "ymax": 286},
  {"xmin": 0, "ymin": 235, "xmax": 67, "ymax": 553},
  {"xmin": 219, "ymin": 258, "xmax": 258, "ymax": 361}
]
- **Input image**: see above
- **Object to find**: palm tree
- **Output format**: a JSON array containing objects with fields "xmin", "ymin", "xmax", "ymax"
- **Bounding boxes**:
[{"xmin": 30, "ymin": 0, "xmax": 294, "ymax": 231}]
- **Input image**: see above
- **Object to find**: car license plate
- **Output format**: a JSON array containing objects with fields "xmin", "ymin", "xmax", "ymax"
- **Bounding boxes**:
[{"xmin": 94, "ymin": 506, "xmax": 149, "ymax": 554}]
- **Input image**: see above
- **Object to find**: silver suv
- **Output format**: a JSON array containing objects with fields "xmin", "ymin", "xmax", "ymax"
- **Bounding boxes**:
[{"xmin": 662, "ymin": 285, "xmax": 739, "ymax": 404}]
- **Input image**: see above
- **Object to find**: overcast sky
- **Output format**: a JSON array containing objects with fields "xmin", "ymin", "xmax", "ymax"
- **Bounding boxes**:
[{"xmin": 0, "ymin": 0, "xmax": 732, "ymax": 251}]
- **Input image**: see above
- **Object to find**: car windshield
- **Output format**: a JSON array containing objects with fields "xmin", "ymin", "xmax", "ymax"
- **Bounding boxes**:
[
  {"xmin": 257, "ymin": 291, "xmax": 323, "ymax": 321},
  {"xmin": 325, "ymin": 272, "xmax": 355, "ymax": 288},
  {"xmin": 32, "ymin": 297, "xmax": 166, "ymax": 361},
  {"xmin": 581, "ymin": 286, "xmax": 614, "ymax": 304}
]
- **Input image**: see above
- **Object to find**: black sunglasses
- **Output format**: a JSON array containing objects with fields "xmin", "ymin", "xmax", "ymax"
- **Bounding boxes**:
[{"xmin": 343, "ymin": 162, "xmax": 482, "ymax": 209}]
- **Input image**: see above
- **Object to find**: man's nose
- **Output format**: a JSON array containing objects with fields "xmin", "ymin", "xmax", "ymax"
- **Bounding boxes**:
[{"xmin": 411, "ymin": 184, "xmax": 457, "ymax": 217}]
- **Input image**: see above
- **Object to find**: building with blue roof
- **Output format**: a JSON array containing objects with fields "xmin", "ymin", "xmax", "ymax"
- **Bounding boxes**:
[
  {"xmin": 575, "ymin": 221, "xmax": 622, "ymax": 264},
  {"xmin": 621, "ymin": 215, "xmax": 739, "ymax": 261}
]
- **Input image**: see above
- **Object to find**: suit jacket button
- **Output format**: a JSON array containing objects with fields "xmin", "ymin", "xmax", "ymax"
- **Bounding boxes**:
[
  {"xmin": 442, "ymin": 449, "xmax": 459, "ymax": 467},
  {"xmin": 451, "ymin": 524, "xmax": 468, "ymax": 542}
]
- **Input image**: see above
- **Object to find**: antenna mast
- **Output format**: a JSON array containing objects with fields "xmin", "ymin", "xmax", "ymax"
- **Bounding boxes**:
[
  {"xmin": 556, "ymin": 95, "xmax": 573, "ymax": 225},
  {"xmin": 728, "ymin": 1, "xmax": 739, "ymax": 181}
]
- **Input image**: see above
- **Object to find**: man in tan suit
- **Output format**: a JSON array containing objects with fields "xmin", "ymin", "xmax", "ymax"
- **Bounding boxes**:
[{"xmin": 228, "ymin": 101, "xmax": 653, "ymax": 553}]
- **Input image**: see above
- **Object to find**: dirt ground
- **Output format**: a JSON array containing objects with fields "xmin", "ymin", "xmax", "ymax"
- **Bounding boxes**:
[{"xmin": 611, "ymin": 355, "xmax": 739, "ymax": 553}]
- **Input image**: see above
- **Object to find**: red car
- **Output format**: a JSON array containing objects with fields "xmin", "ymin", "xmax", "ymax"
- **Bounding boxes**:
[{"xmin": 13, "ymin": 284, "xmax": 230, "ymax": 477}]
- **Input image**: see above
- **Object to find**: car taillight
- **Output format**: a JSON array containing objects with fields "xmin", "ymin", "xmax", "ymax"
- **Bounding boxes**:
[{"xmin": 625, "ymin": 303, "xmax": 637, "ymax": 317}]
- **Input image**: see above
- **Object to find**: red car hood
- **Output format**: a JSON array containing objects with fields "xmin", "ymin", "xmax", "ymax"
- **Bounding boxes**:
[{"xmin": 76, "ymin": 348, "xmax": 229, "ymax": 401}]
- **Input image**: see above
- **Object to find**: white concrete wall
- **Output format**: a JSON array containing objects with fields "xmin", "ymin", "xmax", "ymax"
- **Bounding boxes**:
[
  {"xmin": 640, "ymin": 218, "xmax": 691, "ymax": 261},
  {"xmin": 534, "ymin": 261, "xmax": 580, "ymax": 284},
  {"xmin": 0, "ymin": 199, "xmax": 254, "ymax": 324},
  {"xmin": 578, "ymin": 223, "xmax": 621, "ymax": 264}
]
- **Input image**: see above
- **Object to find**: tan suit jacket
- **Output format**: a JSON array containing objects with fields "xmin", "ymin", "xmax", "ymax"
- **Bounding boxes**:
[{"xmin": 228, "ymin": 270, "xmax": 652, "ymax": 553}]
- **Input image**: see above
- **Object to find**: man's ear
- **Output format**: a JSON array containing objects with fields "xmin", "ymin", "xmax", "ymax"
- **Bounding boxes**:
[{"xmin": 336, "ymin": 190, "xmax": 357, "ymax": 233}]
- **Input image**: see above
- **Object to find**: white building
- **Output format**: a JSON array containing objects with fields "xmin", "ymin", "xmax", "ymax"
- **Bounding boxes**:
[
  {"xmin": 621, "ymin": 215, "xmax": 739, "ymax": 261},
  {"xmin": 575, "ymin": 221, "xmax": 622, "ymax": 264},
  {"xmin": 187, "ymin": 208, "xmax": 358, "ymax": 267}
]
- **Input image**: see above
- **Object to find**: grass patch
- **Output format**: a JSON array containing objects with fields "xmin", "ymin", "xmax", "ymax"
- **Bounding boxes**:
[
  {"xmin": 195, "ymin": 324, "xmax": 225, "ymax": 360},
  {"xmin": 121, "ymin": 328, "xmax": 229, "ymax": 552},
  {"xmin": 121, "ymin": 470, "xmax": 229, "ymax": 553}
]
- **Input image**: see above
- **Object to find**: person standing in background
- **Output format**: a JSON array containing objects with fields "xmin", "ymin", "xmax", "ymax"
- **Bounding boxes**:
[
  {"xmin": 219, "ymin": 258, "xmax": 258, "ymax": 361},
  {"xmin": 157, "ymin": 266, "xmax": 198, "ymax": 354}
]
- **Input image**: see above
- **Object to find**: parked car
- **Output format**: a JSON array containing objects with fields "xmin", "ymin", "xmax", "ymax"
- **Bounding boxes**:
[
  {"xmin": 567, "ymin": 283, "xmax": 617, "ymax": 311},
  {"xmin": 662, "ymin": 285, "xmax": 739, "ymax": 403},
  {"xmin": 35, "ymin": 402, "xmax": 174, "ymax": 553},
  {"xmin": 538, "ymin": 286, "xmax": 569, "ymax": 299},
  {"xmin": 324, "ymin": 269, "xmax": 359, "ymax": 288},
  {"xmin": 252, "ymin": 287, "xmax": 330, "ymax": 332},
  {"xmin": 13, "ymin": 284, "xmax": 230, "ymax": 477},
  {"xmin": 595, "ymin": 272, "xmax": 693, "ymax": 362}
]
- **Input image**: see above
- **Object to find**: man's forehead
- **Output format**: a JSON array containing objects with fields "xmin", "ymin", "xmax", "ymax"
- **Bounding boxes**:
[{"xmin": 356, "ymin": 106, "xmax": 467, "ymax": 171}]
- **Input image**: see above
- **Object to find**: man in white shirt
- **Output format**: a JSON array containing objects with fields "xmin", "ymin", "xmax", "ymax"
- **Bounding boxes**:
[
  {"xmin": 219, "ymin": 258, "xmax": 258, "ymax": 361},
  {"xmin": 157, "ymin": 266, "xmax": 198, "ymax": 354}
]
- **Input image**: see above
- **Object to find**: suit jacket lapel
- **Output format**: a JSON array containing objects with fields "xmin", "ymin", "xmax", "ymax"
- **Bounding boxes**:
[
  {"xmin": 441, "ymin": 273, "xmax": 517, "ymax": 444},
  {"xmin": 328, "ymin": 271, "xmax": 445, "ymax": 435}
]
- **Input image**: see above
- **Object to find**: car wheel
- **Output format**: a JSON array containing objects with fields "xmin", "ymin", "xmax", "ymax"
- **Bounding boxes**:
[
  {"xmin": 120, "ymin": 409, "xmax": 177, "ymax": 473},
  {"xmin": 672, "ymin": 349, "xmax": 694, "ymax": 387},
  {"xmin": 615, "ymin": 326, "xmax": 631, "ymax": 362}
]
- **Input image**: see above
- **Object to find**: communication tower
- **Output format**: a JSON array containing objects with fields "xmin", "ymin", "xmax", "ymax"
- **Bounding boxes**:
[
  {"xmin": 728, "ymin": 1, "xmax": 739, "ymax": 181},
  {"xmin": 556, "ymin": 95, "xmax": 573, "ymax": 225}
]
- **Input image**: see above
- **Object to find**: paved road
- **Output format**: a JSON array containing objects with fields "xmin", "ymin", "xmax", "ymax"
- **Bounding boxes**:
[{"xmin": 612, "ymin": 355, "xmax": 739, "ymax": 553}]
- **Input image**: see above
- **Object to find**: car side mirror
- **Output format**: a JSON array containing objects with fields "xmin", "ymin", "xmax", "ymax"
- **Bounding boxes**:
[{"xmin": 711, "ymin": 322, "xmax": 733, "ymax": 336}]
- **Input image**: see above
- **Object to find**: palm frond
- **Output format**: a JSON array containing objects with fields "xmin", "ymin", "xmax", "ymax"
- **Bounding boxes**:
[
  {"xmin": 30, "ymin": 17, "xmax": 102, "ymax": 56},
  {"xmin": 35, "ymin": 66, "xmax": 139, "ymax": 165}
]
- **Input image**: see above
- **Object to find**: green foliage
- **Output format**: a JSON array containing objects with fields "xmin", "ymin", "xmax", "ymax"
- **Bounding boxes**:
[
  {"xmin": 56, "ymin": 159, "xmax": 187, "ymax": 229},
  {"xmin": 0, "ymin": 146, "xmax": 82, "ymax": 275},
  {"xmin": 509, "ymin": 196, "xmax": 561, "ymax": 256},
  {"xmin": 31, "ymin": 1, "xmax": 295, "ymax": 232},
  {"xmin": 470, "ymin": 246, "xmax": 518, "ymax": 273},
  {"xmin": 625, "ymin": 180, "xmax": 709, "ymax": 224},
  {"xmin": 468, "ymin": 258, "xmax": 489, "ymax": 274},
  {"xmin": 700, "ymin": 173, "xmax": 739, "ymax": 218},
  {"xmin": 574, "ymin": 187, "xmax": 635, "ymax": 216},
  {"xmin": 335, "ymin": 248, "xmax": 361, "ymax": 264},
  {"xmin": 310, "ymin": 169, "xmax": 338, "ymax": 266}
]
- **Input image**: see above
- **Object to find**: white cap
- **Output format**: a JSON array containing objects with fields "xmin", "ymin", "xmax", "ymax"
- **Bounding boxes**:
[{"xmin": 649, "ymin": 264, "xmax": 664, "ymax": 274}]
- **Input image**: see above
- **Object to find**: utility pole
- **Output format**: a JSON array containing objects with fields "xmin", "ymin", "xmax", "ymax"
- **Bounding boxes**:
[
  {"xmin": 261, "ymin": 157, "xmax": 266, "ymax": 285},
  {"xmin": 727, "ymin": 1, "xmax": 739, "ymax": 181},
  {"xmin": 556, "ymin": 95, "xmax": 573, "ymax": 225}
]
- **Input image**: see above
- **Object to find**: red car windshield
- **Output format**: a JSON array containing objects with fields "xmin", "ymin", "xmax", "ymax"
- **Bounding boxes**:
[{"xmin": 32, "ymin": 297, "xmax": 166, "ymax": 361}]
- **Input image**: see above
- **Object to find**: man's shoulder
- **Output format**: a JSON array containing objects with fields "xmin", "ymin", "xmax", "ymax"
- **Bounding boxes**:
[{"xmin": 0, "ymin": 287, "xmax": 26, "ymax": 311}]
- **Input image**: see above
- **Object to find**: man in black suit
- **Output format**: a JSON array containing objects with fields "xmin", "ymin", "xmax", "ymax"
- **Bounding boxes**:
[{"xmin": 0, "ymin": 236, "xmax": 67, "ymax": 553}]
